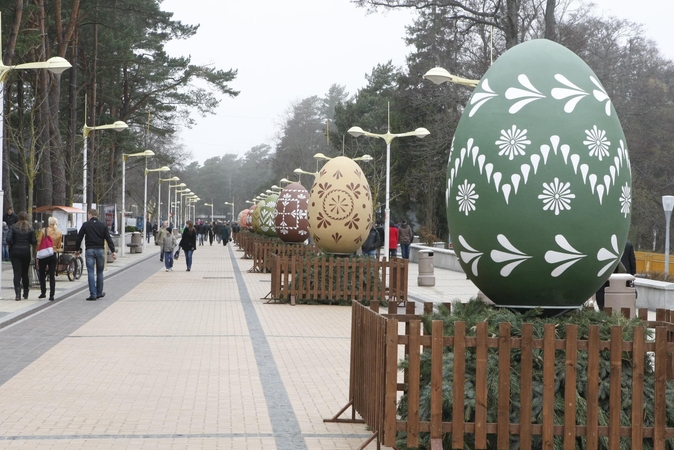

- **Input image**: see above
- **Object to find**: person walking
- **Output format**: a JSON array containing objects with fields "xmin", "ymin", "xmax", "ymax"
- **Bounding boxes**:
[
  {"xmin": 75, "ymin": 209, "xmax": 117, "ymax": 301},
  {"xmin": 398, "ymin": 220, "xmax": 414, "ymax": 259},
  {"xmin": 6, "ymin": 211, "xmax": 36, "ymax": 300},
  {"xmin": 375, "ymin": 221, "xmax": 384, "ymax": 259},
  {"xmin": 161, "ymin": 226, "xmax": 177, "ymax": 271},
  {"xmin": 155, "ymin": 220, "xmax": 168, "ymax": 262},
  {"xmin": 3, "ymin": 207, "xmax": 18, "ymax": 227},
  {"xmin": 389, "ymin": 222, "xmax": 399, "ymax": 259},
  {"xmin": 208, "ymin": 221, "xmax": 215, "ymax": 246},
  {"xmin": 36, "ymin": 217, "xmax": 63, "ymax": 301},
  {"xmin": 196, "ymin": 221, "xmax": 205, "ymax": 246},
  {"xmin": 220, "ymin": 222, "xmax": 231, "ymax": 246},
  {"xmin": 361, "ymin": 223, "xmax": 382, "ymax": 257},
  {"xmin": 2, "ymin": 221, "xmax": 9, "ymax": 261},
  {"xmin": 145, "ymin": 219, "xmax": 152, "ymax": 243},
  {"xmin": 214, "ymin": 221, "xmax": 223, "ymax": 244},
  {"xmin": 180, "ymin": 220, "xmax": 197, "ymax": 271}
]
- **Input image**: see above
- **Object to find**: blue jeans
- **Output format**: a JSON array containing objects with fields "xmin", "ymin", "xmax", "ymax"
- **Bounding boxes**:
[
  {"xmin": 185, "ymin": 249, "xmax": 194, "ymax": 270},
  {"xmin": 198, "ymin": 234, "xmax": 204, "ymax": 245},
  {"xmin": 85, "ymin": 248, "xmax": 106, "ymax": 297},
  {"xmin": 363, "ymin": 250, "xmax": 376, "ymax": 257},
  {"xmin": 164, "ymin": 251, "xmax": 174, "ymax": 270},
  {"xmin": 400, "ymin": 244, "xmax": 411, "ymax": 259},
  {"xmin": 2, "ymin": 244, "xmax": 9, "ymax": 261}
]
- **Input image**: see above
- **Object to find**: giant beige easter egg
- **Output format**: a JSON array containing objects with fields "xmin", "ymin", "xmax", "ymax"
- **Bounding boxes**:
[
  {"xmin": 447, "ymin": 39, "xmax": 631, "ymax": 308},
  {"xmin": 308, "ymin": 156, "xmax": 372, "ymax": 255}
]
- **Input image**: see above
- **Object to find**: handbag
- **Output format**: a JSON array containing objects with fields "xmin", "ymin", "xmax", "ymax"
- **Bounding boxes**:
[
  {"xmin": 36, "ymin": 229, "xmax": 55, "ymax": 259},
  {"xmin": 174, "ymin": 248, "xmax": 180, "ymax": 259}
]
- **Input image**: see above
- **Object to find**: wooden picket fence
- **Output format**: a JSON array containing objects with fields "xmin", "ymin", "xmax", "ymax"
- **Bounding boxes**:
[
  {"xmin": 250, "ymin": 239, "xmax": 318, "ymax": 273},
  {"xmin": 329, "ymin": 301, "xmax": 674, "ymax": 450},
  {"xmin": 234, "ymin": 230, "xmax": 257, "ymax": 259},
  {"xmin": 268, "ymin": 254, "xmax": 408, "ymax": 305}
]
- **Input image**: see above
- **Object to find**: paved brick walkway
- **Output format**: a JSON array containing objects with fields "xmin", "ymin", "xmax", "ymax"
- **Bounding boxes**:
[{"xmin": 1, "ymin": 242, "xmax": 421, "ymax": 449}]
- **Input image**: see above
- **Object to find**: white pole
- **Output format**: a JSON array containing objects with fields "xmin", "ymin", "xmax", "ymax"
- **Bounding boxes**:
[
  {"xmin": 158, "ymin": 180, "xmax": 161, "ymax": 224},
  {"xmin": 142, "ymin": 159, "xmax": 148, "ymax": 253},
  {"xmin": 384, "ymin": 140, "xmax": 390, "ymax": 260},
  {"xmin": 0, "ymin": 72, "xmax": 5, "ymax": 298},
  {"xmin": 666, "ymin": 211, "xmax": 672, "ymax": 276},
  {"xmin": 121, "ymin": 158, "xmax": 126, "ymax": 257},
  {"xmin": 82, "ymin": 133, "xmax": 88, "ymax": 209}
]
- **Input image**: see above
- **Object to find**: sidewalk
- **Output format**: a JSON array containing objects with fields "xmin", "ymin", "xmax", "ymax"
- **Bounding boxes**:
[
  {"xmin": 0, "ymin": 242, "xmax": 477, "ymax": 449},
  {"xmin": 0, "ymin": 244, "xmax": 156, "ymax": 329}
]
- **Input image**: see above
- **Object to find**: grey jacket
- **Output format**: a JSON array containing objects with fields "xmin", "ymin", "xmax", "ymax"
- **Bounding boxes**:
[{"xmin": 160, "ymin": 232, "xmax": 176, "ymax": 253}]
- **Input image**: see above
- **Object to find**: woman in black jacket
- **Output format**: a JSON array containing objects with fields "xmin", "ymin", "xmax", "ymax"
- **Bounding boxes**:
[
  {"xmin": 6, "ymin": 211, "xmax": 36, "ymax": 300},
  {"xmin": 180, "ymin": 221, "xmax": 197, "ymax": 271}
]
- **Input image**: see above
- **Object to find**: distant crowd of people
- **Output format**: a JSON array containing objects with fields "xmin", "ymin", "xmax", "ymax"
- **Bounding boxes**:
[
  {"xmin": 361, "ymin": 219, "xmax": 414, "ymax": 260},
  {"xmin": 152, "ymin": 219, "xmax": 235, "ymax": 272}
]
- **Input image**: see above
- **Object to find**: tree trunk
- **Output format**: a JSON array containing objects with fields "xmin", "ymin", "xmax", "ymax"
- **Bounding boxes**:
[
  {"xmin": 544, "ymin": 0, "xmax": 557, "ymax": 41},
  {"xmin": 503, "ymin": 0, "xmax": 520, "ymax": 48},
  {"xmin": 2, "ymin": 1, "xmax": 25, "ymax": 212}
]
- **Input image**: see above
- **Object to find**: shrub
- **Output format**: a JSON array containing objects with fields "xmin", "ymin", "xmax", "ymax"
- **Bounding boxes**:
[{"xmin": 395, "ymin": 299, "xmax": 674, "ymax": 450}]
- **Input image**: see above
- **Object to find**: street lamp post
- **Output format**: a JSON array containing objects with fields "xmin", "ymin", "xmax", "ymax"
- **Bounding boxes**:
[
  {"xmin": 348, "ymin": 106, "xmax": 429, "ymax": 259},
  {"xmin": 224, "ymin": 202, "xmax": 234, "ymax": 221},
  {"xmin": 144, "ymin": 166, "xmax": 170, "ymax": 251},
  {"xmin": 121, "ymin": 150, "xmax": 154, "ymax": 257},
  {"xmin": 174, "ymin": 188, "xmax": 190, "ymax": 227},
  {"xmin": 204, "ymin": 203, "xmax": 214, "ymax": 222},
  {"xmin": 82, "ymin": 117, "xmax": 128, "ymax": 210},
  {"xmin": 0, "ymin": 12, "xmax": 72, "ymax": 298},
  {"xmin": 158, "ymin": 176, "xmax": 179, "ymax": 224},
  {"xmin": 167, "ymin": 182, "xmax": 186, "ymax": 225},
  {"xmin": 177, "ymin": 189, "xmax": 192, "ymax": 225},
  {"xmin": 422, "ymin": 67, "xmax": 480, "ymax": 87},
  {"xmin": 663, "ymin": 196, "xmax": 674, "ymax": 275}
]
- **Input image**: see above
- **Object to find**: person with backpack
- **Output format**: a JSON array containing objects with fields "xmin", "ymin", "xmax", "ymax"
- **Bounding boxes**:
[
  {"xmin": 36, "ymin": 217, "xmax": 63, "ymax": 301},
  {"xmin": 361, "ymin": 223, "xmax": 382, "ymax": 257}
]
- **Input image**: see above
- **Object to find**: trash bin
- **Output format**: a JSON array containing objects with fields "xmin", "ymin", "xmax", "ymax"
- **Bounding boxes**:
[
  {"xmin": 131, "ymin": 232, "xmax": 143, "ymax": 253},
  {"xmin": 604, "ymin": 273, "xmax": 636, "ymax": 317},
  {"xmin": 418, "ymin": 250, "xmax": 435, "ymax": 286}
]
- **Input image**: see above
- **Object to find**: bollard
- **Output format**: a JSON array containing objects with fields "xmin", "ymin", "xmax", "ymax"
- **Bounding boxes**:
[
  {"xmin": 604, "ymin": 273, "xmax": 637, "ymax": 318},
  {"xmin": 418, "ymin": 250, "xmax": 435, "ymax": 286}
]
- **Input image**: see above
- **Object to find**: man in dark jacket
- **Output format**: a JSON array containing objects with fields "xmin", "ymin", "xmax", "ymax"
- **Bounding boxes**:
[
  {"xmin": 3, "ymin": 207, "xmax": 18, "ymax": 227},
  {"xmin": 398, "ymin": 220, "xmax": 414, "ymax": 259},
  {"xmin": 220, "ymin": 222, "xmax": 231, "ymax": 245},
  {"xmin": 621, "ymin": 241, "xmax": 637, "ymax": 275},
  {"xmin": 361, "ymin": 224, "xmax": 382, "ymax": 257},
  {"xmin": 75, "ymin": 209, "xmax": 117, "ymax": 301}
]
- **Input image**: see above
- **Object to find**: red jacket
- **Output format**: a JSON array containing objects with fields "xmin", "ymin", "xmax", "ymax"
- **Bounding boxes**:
[{"xmin": 389, "ymin": 226, "xmax": 399, "ymax": 249}]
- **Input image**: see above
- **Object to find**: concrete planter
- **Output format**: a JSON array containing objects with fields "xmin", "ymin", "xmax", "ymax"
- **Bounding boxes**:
[{"xmin": 635, "ymin": 278, "xmax": 674, "ymax": 310}]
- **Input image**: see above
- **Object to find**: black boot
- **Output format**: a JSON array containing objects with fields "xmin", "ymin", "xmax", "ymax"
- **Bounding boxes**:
[
  {"xmin": 23, "ymin": 287, "xmax": 29, "ymax": 299},
  {"xmin": 15, "ymin": 288, "xmax": 21, "ymax": 301}
]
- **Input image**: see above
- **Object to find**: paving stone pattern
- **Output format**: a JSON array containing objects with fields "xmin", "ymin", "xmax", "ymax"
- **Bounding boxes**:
[{"xmin": 0, "ymin": 243, "xmax": 383, "ymax": 449}]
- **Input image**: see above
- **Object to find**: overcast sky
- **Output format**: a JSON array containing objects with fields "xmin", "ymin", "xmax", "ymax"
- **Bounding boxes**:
[{"xmin": 161, "ymin": 0, "xmax": 674, "ymax": 166}]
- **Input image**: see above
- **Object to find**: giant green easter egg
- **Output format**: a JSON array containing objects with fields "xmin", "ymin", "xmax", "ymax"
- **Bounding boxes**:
[
  {"xmin": 447, "ymin": 39, "xmax": 632, "ymax": 308},
  {"xmin": 260, "ymin": 193, "xmax": 278, "ymax": 237}
]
